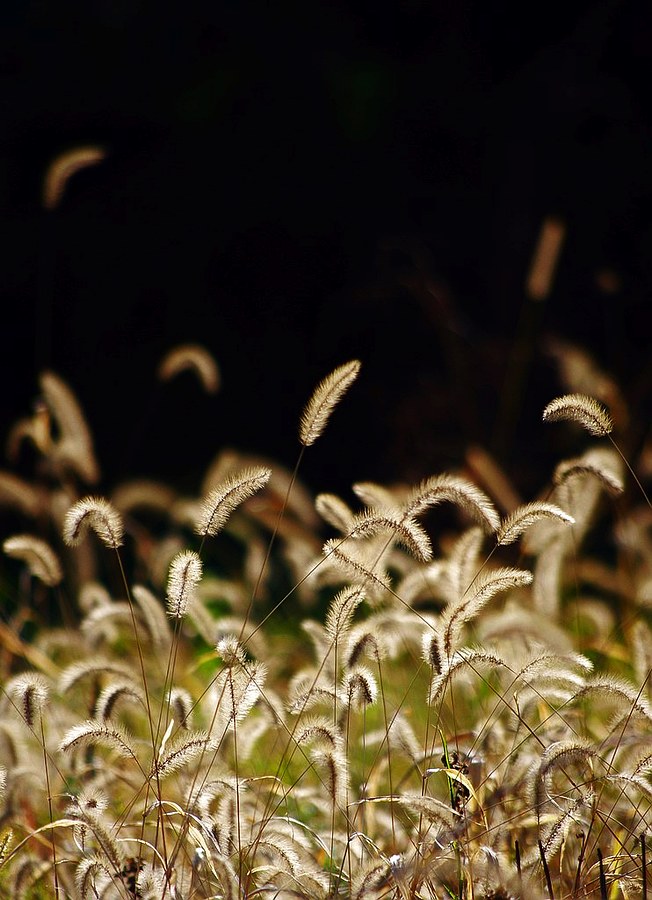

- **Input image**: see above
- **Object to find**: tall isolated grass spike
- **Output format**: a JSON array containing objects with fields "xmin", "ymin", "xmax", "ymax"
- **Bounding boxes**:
[{"xmin": 299, "ymin": 359, "xmax": 361, "ymax": 447}]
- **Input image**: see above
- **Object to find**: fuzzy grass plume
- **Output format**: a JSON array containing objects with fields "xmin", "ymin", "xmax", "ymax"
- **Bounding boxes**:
[{"xmin": 299, "ymin": 359, "xmax": 361, "ymax": 447}]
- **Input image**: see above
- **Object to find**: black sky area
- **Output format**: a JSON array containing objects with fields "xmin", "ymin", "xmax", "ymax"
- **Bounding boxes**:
[{"xmin": 2, "ymin": 1, "xmax": 651, "ymax": 498}]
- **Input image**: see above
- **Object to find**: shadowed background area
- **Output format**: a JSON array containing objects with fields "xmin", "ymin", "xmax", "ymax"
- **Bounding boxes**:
[{"xmin": 2, "ymin": 0, "xmax": 651, "ymax": 497}]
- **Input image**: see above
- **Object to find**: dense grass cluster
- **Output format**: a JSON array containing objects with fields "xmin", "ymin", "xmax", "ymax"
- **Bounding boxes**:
[{"xmin": 0, "ymin": 348, "xmax": 651, "ymax": 899}]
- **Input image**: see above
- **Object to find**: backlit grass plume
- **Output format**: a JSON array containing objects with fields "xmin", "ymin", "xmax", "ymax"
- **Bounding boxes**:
[
  {"xmin": 403, "ymin": 473, "xmax": 500, "ymax": 532},
  {"xmin": 299, "ymin": 359, "xmax": 361, "ymax": 447},
  {"xmin": 496, "ymin": 501, "xmax": 574, "ymax": 546},
  {"xmin": 3, "ymin": 534, "xmax": 63, "ymax": 586},
  {"xmin": 195, "ymin": 466, "xmax": 271, "ymax": 538},
  {"xmin": 166, "ymin": 549, "xmax": 202, "ymax": 618},
  {"xmin": 63, "ymin": 496, "xmax": 124, "ymax": 548},
  {"xmin": 542, "ymin": 393, "xmax": 613, "ymax": 437}
]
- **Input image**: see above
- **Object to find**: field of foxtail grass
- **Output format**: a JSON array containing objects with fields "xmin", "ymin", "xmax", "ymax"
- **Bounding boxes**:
[{"xmin": 1, "ymin": 346, "xmax": 652, "ymax": 899}]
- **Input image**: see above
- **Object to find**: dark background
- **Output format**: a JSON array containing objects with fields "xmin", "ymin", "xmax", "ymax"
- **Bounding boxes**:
[{"xmin": 2, "ymin": 0, "xmax": 651, "ymax": 499}]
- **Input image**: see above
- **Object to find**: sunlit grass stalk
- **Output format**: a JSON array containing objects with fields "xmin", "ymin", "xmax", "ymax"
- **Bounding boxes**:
[
  {"xmin": 37, "ymin": 715, "xmax": 60, "ymax": 899},
  {"xmin": 642, "ymin": 832, "xmax": 647, "ymax": 897},
  {"xmin": 539, "ymin": 838, "xmax": 555, "ymax": 898},
  {"xmin": 597, "ymin": 847, "xmax": 607, "ymax": 900},
  {"xmin": 375, "ymin": 653, "xmax": 396, "ymax": 851},
  {"xmin": 440, "ymin": 732, "xmax": 465, "ymax": 900},
  {"xmin": 113, "ymin": 548, "xmax": 170, "ymax": 879}
]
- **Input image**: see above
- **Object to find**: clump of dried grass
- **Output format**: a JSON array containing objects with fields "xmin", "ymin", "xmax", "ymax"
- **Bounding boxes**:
[{"xmin": 0, "ymin": 351, "xmax": 651, "ymax": 899}]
